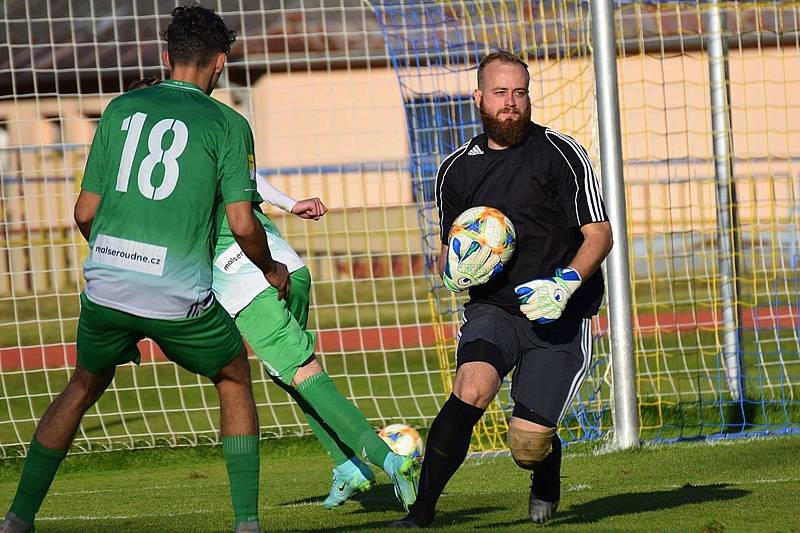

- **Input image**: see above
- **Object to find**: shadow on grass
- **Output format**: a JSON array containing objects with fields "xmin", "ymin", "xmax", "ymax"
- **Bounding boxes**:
[
  {"xmin": 283, "ymin": 482, "xmax": 399, "ymax": 511},
  {"xmin": 283, "ymin": 483, "xmax": 416, "ymax": 514},
  {"xmin": 283, "ymin": 485, "xmax": 502, "ymax": 530},
  {"xmin": 287, "ymin": 504, "xmax": 502, "ymax": 531},
  {"xmin": 81, "ymin": 413, "xmax": 145, "ymax": 435},
  {"xmin": 483, "ymin": 483, "xmax": 748, "ymax": 527}
]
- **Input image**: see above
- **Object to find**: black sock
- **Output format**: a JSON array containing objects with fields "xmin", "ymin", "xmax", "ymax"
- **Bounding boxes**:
[
  {"xmin": 409, "ymin": 393, "xmax": 485, "ymax": 522},
  {"xmin": 531, "ymin": 434, "xmax": 562, "ymax": 502}
]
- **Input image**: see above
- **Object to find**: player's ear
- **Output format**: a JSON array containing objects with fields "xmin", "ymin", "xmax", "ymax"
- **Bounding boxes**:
[
  {"xmin": 161, "ymin": 49, "xmax": 171, "ymax": 70},
  {"xmin": 473, "ymin": 88, "xmax": 482, "ymax": 108},
  {"xmin": 214, "ymin": 52, "xmax": 226, "ymax": 75}
]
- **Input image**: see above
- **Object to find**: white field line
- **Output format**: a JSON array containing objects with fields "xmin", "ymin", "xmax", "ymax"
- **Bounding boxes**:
[
  {"xmin": 38, "ymin": 510, "xmax": 212, "ymax": 521},
  {"xmin": 36, "ymin": 460, "xmax": 800, "ymax": 519},
  {"xmin": 50, "ymin": 482, "xmax": 227, "ymax": 496},
  {"xmin": 41, "ymin": 475, "xmax": 800, "ymax": 519},
  {"xmin": 47, "ymin": 473, "xmax": 800, "ymax": 501}
]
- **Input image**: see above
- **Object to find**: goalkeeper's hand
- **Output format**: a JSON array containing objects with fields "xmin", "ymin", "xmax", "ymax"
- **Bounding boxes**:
[
  {"xmin": 514, "ymin": 267, "xmax": 582, "ymax": 323},
  {"xmin": 442, "ymin": 242, "xmax": 502, "ymax": 293}
]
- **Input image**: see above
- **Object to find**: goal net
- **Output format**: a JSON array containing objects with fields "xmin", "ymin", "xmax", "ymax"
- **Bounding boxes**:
[
  {"xmin": 0, "ymin": 0, "xmax": 798, "ymax": 457},
  {"xmin": 373, "ymin": 0, "xmax": 800, "ymax": 445}
]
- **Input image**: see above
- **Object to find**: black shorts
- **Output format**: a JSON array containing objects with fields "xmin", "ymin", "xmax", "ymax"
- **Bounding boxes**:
[{"xmin": 456, "ymin": 303, "xmax": 593, "ymax": 426}]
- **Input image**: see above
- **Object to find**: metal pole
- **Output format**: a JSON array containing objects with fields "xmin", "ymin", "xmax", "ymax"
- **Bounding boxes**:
[
  {"xmin": 706, "ymin": 1, "xmax": 744, "ymax": 400},
  {"xmin": 590, "ymin": 0, "xmax": 639, "ymax": 449}
]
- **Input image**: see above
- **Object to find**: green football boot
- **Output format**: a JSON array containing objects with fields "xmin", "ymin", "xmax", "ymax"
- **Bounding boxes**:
[
  {"xmin": 323, "ymin": 461, "xmax": 375, "ymax": 509},
  {"xmin": 387, "ymin": 454, "xmax": 420, "ymax": 512}
]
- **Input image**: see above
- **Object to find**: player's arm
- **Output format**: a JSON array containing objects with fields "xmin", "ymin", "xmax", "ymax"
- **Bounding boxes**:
[
  {"xmin": 256, "ymin": 173, "xmax": 327, "ymax": 220},
  {"xmin": 74, "ymin": 190, "xmax": 101, "ymax": 241},
  {"xmin": 437, "ymin": 244, "xmax": 448, "ymax": 276},
  {"xmin": 567, "ymin": 221, "xmax": 612, "ymax": 280},
  {"xmin": 225, "ymin": 201, "xmax": 290, "ymax": 300},
  {"xmin": 515, "ymin": 131, "xmax": 611, "ymax": 322},
  {"xmin": 435, "ymin": 145, "xmax": 469, "ymax": 288},
  {"xmin": 75, "ymin": 106, "xmax": 110, "ymax": 242},
  {"xmin": 220, "ymin": 119, "xmax": 290, "ymax": 299}
]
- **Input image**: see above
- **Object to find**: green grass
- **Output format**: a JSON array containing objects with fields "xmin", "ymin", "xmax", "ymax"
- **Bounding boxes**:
[{"xmin": 0, "ymin": 436, "xmax": 798, "ymax": 531}]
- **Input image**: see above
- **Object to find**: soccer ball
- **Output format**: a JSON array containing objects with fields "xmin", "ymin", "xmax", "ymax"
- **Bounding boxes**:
[
  {"xmin": 379, "ymin": 423, "xmax": 424, "ymax": 462},
  {"xmin": 443, "ymin": 206, "xmax": 516, "ymax": 293}
]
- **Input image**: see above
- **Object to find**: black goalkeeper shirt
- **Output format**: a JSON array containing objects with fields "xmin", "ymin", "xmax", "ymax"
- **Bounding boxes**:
[{"xmin": 436, "ymin": 122, "xmax": 608, "ymax": 318}]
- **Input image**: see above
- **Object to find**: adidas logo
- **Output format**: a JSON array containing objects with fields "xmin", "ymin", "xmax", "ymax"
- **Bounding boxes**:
[{"xmin": 467, "ymin": 145, "xmax": 484, "ymax": 156}]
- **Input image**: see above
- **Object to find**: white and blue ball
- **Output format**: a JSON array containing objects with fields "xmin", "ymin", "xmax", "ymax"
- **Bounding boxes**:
[{"xmin": 379, "ymin": 423, "xmax": 424, "ymax": 462}]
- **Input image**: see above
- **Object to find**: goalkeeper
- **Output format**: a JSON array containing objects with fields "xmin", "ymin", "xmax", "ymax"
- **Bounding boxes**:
[
  {"xmin": 393, "ymin": 50, "xmax": 613, "ymax": 528},
  {"xmin": 214, "ymin": 173, "xmax": 419, "ymax": 511}
]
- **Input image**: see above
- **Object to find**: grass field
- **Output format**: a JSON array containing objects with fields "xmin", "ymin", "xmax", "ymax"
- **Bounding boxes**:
[{"xmin": 1, "ymin": 436, "xmax": 799, "ymax": 532}]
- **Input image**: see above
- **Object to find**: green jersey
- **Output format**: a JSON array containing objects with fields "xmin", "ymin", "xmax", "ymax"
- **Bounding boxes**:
[
  {"xmin": 81, "ymin": 79, "xmax": 258, "ymax": 319},
  {"xmin": 213, "ymin": 209, "xmax": 304, "ymax": 316}
]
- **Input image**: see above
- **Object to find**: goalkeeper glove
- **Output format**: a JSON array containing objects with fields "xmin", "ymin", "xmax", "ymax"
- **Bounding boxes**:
[
  {"xmin": 442, "ymin": 239, "xmax": 503, "ymax": 293},
  {"xmin": 514, "ymin": 267, "xmax": 582, "ymax": 323}
]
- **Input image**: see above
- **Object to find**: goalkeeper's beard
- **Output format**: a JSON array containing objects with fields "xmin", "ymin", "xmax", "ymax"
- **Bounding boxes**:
[{"xmin": 480, "ymin": 101, "xmax": 531, "ymax": 148}]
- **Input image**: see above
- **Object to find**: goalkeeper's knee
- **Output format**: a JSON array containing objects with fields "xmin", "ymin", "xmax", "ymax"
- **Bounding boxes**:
[{"xmin": 508, "ymin": 426, "xmax": 556, "ymax": 470}]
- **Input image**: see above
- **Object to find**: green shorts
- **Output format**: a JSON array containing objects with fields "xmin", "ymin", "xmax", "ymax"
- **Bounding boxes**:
[
  {"xmin": 235, "ymin": 266, "xmax": 316, "ymax": 384},
  {"xmin": 77, "ymin": 292, "xmax": 243, "ymax": 378}
]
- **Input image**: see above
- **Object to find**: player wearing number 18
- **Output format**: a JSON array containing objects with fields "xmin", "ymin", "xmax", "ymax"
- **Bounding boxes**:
[{"xmin": 0, "ymin": 6, "xmax": 283, "ymax": 533}]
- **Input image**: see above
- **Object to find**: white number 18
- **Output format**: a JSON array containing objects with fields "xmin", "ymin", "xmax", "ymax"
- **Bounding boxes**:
[{"xmin": 115, "ymin": 112, "xmax": 188, "ymax": 200}]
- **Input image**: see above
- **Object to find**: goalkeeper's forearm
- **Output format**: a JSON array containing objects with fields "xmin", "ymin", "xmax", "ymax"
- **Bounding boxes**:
[
  {"xmin": 437, "ymin": 244, "xmax": 448, "ymax": 277},
  {"xmin": 568, "ymin": 221, "xmax": 613, "ymax": 279}
]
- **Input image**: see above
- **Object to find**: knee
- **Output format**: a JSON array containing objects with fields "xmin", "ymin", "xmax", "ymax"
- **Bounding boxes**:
[
  {"xmin": 508, "ymin": 426, "xmax": 556, "ymax": 470},
  {"xmin": 452, "ymin": 362, "xmax": 500, "ymax": 409},
  {"xmin": 452, "ymin": 381, "xmax": 495, "ymax": 409},
  {"xmin": 68, "ymin": 366, "xmax": 114, "ymax": 410}
]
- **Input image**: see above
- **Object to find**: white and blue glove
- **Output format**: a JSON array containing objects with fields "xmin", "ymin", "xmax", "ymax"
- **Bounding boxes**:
[
  {"xmin": 514, "ymin": 267, "xmax": 582, "ymax": 323},
  {"xmin": 442, "ymin": 240, "xmax": 503, "ymax": 293}
]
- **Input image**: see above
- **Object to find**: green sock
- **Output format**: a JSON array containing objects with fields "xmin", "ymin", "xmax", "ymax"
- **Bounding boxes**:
[
  {"xmin": 222, "ymin": 435, "xmax": 260, "ymax": 526},
  {"xmin": 274, "ymin": 377, "xmax": 352, "ymax": 466},
  {"xmin": 293, "ymin": 391, "xmax": 352, "ymax": 466},
  {"xmin": 10, "ymin": 437, "xmax": 68, "ymax": 524},
  {"xmin": 295, "ymin": 372, "xmax": 392, "ymax": 468}
]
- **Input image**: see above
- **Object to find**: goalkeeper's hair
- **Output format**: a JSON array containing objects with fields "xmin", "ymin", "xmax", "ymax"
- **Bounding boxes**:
[
  {"xmin": 163, "ymin": 4, "xmax": 236, "ymax": 68},
  {"xmin": 477, "ymin": 50, "xmax": 530, "ymax": 89}
]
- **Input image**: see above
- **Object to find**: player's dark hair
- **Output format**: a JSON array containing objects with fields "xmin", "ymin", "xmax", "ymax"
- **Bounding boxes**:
[
  {"xmin": 126, "ymin": 77, "xmax": 161, "ymax": 92},
  {"xmin": 163, "ymin": 4, "xmax": 236, "ymax": 68},
  {"xmin": 477, "ymin": 50, "xmax": 529, "ymax": 89}
]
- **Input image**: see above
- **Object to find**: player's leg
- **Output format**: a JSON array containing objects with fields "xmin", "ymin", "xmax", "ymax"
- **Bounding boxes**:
[
  {"xmin": 279, "ymin": 267, "xmax": 375, "ymax": 490},
  {"xmin": 3, "ymin": 363, "xmax": 116, "ymax": 532},
  {"xmin": 236, "ymin": 271, "xmax": 415, "ymax": 509},
  {"xmin": 508, "ymin": 404, "xmax": 561, "ymax": 524},
  {"xmin": 267, "ymin": 374, "xmax": 375, "ymax": 508},
  {"xmin": 393, "ymin": 304, "xmax": 518, "ymax": 528},
  {"xmin": 3, "ymin": 293, "xmax": 136, "ymax": 531},
  {"xmin": 212, "ymin": 349, "xmax": 262, "ymax": 533},
  {"xmin": 290, "ymin": 358, "xmax": 419, "ymax": 511},
  {"xmin": 153, "ymin": 301, "xmax": 261, "ymax": 533},
  {"xmin": 511, "ymin": 315, "xmax": 592, "ymax": 524},
  {"xmin": 239, "ymin": 268, "xmax": 377, "ymax": 503}
]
